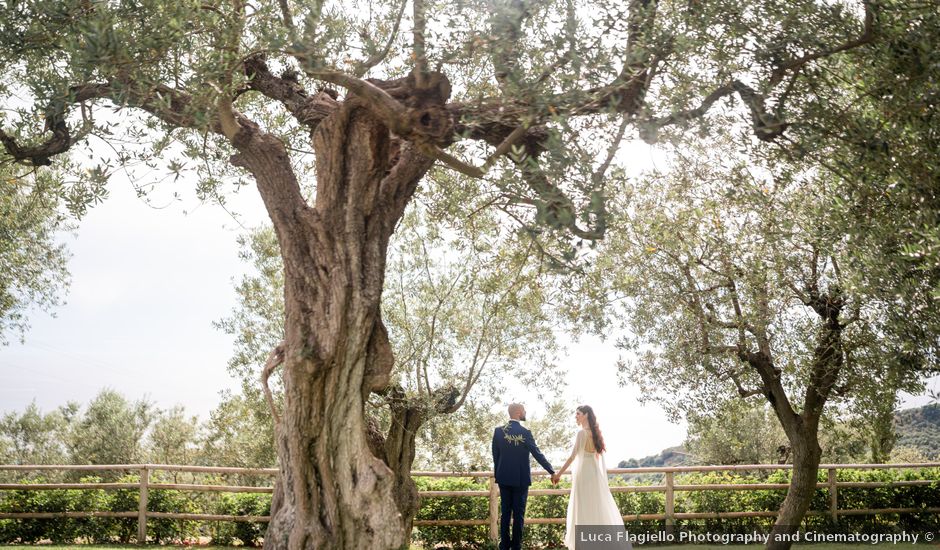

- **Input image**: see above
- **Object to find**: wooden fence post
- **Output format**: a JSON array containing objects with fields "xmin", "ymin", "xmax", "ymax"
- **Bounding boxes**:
[
  {"xmin": 664, "ymin": 471, "xmax": 675, "ymax": 536},
  {"xmin": 828, "ymin": 468, "xmax": 838, "ymax": 522},
  {"xmin": 138, "ymin": 466, "xmax": 149, "ymax": 545},
  {"xmin": 488, "ymin": 476, "xmax": 499, "ymax": 543}
]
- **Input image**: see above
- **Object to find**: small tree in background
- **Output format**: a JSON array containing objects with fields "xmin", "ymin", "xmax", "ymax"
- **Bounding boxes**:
[
  {"xmin": 200, "ymin": 391, "xmax": 279, "ymax": 486},
  {"xmin": 67, "ymin": 389, "xmax": 155, "ymax": 477},
  {"xmin": 0, "ymin": 401, "xmax": 76, "ymax": 476},
  {"xmin": 148, "ymin": 405, "xmax": 201, "ymax": 467},
  {"xmin": 685, "ymin": 399, "xmax": 872, "ymax": 466},
  {"xmin": 598, "ymin": 133, "xmax": 938, "ymax": 547}
]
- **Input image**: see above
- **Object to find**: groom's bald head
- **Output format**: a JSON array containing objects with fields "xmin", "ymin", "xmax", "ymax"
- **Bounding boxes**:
[{"xmin": 508, "ymin": 403, "xmax": 526, "ymax": 421}]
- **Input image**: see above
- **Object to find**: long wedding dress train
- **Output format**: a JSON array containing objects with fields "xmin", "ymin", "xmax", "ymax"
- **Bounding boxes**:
[{"xmin": 564, "ymin": 429, "xmax": 632, "ymax": 550}]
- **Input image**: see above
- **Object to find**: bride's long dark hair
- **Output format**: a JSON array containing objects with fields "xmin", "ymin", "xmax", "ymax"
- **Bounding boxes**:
[{"xmin": 577, "ymin": 405, "xmax": 606, "ymax": 454}]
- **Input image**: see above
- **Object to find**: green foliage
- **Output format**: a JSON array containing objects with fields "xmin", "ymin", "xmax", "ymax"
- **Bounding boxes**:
[
  {"xmin": 894, "ymin": 404, "xmax": 940, "ymax": 459},
  {"xmin": 779, "ymin": 0, "xmax": 940, "ymax": 305},
  {"xmin": 212, "ymin": 228, "xmax": 285, "ymax": 405},
  {"xmin": 0, "ymin": 481, "xmax": 72, "ymax": 544},
  {"xmin": 199, "ymin": 391, "xmax": 277, "ymax": 478},
  {"xmin": 0, "ymin": 473, "xmax": 271, "ymax": 545},
  {"xmin": 3, "ymin": 387, "xmax": 273, "ymax": 482},
  {"xmin": 0, "ymin": 400, "xmax": 76, "ymax": 470},
  {"xmin": 69, "ymin": 476, "xmax": 113, "ymax": 544},
  {"xmin": 384, "ymin": 200, "xmax": 564, "ymax": 403},
  {"xmin": 0, "ymin": 167, "xmax": 71, "ymax": 345},
  {"xmin": 412, "ymin": 476, "xmax": 492, "ymax": 549},
  {"xmin": 147, "ymin": 405, "xmax": 201, "ymax": 466},
  {"xmin": 145, "ymin": 486, "xmax": 200, "ymax": 544},
  {"xmin": 108, "ymin": 474, "xmax": 140, "ymax": 543},
  {"xmin": 214, "ymin": 492, "xmax": 271, "ymax": 547},
  {"xmin": 66, "ymin": 390, "xmax": 155, "ymax": 474}
]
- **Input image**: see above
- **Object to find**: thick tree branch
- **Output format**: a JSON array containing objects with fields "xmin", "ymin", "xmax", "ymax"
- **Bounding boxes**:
[
  {"xmin": 0, "ymin": 84, "xmax": 110, "ymax": 165},
  {"xmin": 639, "ymin": 80, "xmax": 788, "ymax": 142},
  {"xmin": 768, "ymin": 0, "xmax": 877, "ymax": 86},
  {"xmin": 0, "ymin": 82, "xmax": 215, "ymax": 166},
  {"xmin": 262, "ymin": 341, "xmax": 286, "ymax": 425},
  {"xmin": 801, "ymin": 289, "xmax": 844, "ymax": 425},
  {"xmin": 727, "ymin": 367, "xmax": 764, "ymax": 398},
  {"xmin": 412, "ymin": 0, "xmax": 429, "ymax": 87},
  {"xmin": 738, "ymin": 348, "xmax": 801, "ymax": 436},
  {"xmin": 244, "ymin": 54, "xmax": 339, "ymax": 134}
]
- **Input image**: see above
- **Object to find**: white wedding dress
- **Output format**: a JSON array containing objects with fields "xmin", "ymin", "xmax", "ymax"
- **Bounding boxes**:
[{"xmin": 564, "ymin": 429, "xmax": 631, "ymax": 549}]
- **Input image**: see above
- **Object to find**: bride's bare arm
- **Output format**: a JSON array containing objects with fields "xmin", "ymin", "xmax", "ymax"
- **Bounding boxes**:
[{"xmin": 552, "ymin": 430, "xmax": 584, "ymax": 483}]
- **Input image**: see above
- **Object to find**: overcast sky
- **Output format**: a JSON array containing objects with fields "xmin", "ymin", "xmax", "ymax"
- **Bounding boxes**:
[{"xmin": 1, "ymin": 140, "xmax": 937, "ymax": 466}]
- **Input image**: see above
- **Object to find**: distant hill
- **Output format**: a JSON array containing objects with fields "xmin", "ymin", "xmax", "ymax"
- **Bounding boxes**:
[
  {"xmin": 894, "ymin": 403, "xmax": 940, "ymax": 459},
  {"xmin": 617, "ymin": 445, "xmax": 698, "ymax": 469}
]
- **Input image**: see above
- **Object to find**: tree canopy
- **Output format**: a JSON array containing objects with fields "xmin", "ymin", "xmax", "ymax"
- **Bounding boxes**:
[
  {"xmin": 0, "ymin": 166, "xmax": 70, "ymax": 345},
  {"xmin": 3, "ymin": 0, "xmax": 937, "ymax": 547}
]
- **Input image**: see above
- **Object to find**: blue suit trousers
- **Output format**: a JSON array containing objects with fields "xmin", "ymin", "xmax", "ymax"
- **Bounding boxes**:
[{"xmin": 498, "ymin": 483, "xmax": 529, "ymax": 550}]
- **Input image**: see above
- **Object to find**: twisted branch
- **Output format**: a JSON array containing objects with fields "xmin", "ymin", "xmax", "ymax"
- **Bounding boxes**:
[{"xmin": 262, "ymin": 341, "xmax": 286, "ymax": 426}]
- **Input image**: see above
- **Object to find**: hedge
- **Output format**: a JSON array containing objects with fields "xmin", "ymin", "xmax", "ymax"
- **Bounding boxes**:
[
  {"xmin": 412, "ymin": 468, "xmax": 940, "ymax": 549},
  {"xmin": 0, "ymin": 474, "xmax": 271, "ymax": 546},
  {"xmin": 0, "ymin": 468, "xmax": 937, "ymax": 547}
]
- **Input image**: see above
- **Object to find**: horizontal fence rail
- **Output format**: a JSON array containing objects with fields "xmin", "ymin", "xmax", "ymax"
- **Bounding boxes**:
[{"xmin": 1, "ymin": 462, "xmax": 938, "ymax": 544}]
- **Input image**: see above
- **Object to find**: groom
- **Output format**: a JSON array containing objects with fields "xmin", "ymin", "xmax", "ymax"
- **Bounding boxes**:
[{"xmin": 492, "ymin": 403, "xmax": 555, "ymax": 550}]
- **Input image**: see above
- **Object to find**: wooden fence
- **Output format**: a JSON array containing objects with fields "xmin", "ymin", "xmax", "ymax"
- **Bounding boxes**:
[{"xmin": 1, "ymin": 462, "xmax": 939, "ymax": 544}]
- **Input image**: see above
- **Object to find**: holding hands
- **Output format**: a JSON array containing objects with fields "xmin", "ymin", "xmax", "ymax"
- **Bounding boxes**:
[{"xmin": 550, "ymin": 472, "xmax": 562, "ymax": 484}]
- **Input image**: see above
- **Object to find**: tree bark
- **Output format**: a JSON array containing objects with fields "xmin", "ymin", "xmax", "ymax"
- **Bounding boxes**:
[
  {"xmin": 766, "ymin": 422, "xmax": 823, "ymax": 550},
  {"xmin": 765, "ymin": 295, "xmax": 844, "ymax": 550},
  {"xmin": 228, "ymin": 96, "xmax": 434, "ymax": 549},
  {"xmin": 382, "ymin": 397, "xmax": 426, "ymax": 537},
  {"xmin": 367, "ymin": 384, "xmax": 463, "ymax": 536}
]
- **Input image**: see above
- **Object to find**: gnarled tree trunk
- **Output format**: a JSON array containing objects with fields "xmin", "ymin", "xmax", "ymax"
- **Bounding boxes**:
[
  {"xmin": 375, "ymin": 385, "xmax": 462, "ymax": 536},
  {"xmin": 229, "ymin": 92, "xmax": 438, "ymax": 548},
  {"xmin": 380, "ymin": 395, "xmax": 426, "ymax": 537}
]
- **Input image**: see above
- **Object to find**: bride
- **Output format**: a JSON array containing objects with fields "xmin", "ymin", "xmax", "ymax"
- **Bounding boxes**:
[{"xmin": 551, "ymin": 405, "xmax": 632, "ymax": 550}]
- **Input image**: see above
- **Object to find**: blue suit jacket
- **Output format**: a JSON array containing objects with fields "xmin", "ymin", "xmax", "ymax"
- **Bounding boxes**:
[{"xmin": 492, "ymin": 420, "xmax": 555, "ymax": 487}]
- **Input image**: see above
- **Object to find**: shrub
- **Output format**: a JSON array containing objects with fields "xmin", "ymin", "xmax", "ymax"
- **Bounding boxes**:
[
  {"xmin": 71, "ymin": 476, "xmax": 115, "ymax": 543},
  {"xmin": 147, "ymin": 487, "xmax": 201, "ymax": 544},
  {"xmin": 109, "ymin": 474, "xmax": 141, "ymax": 543},
  {"xmin": 412, "ymin": 476, "xmax": 491, "ymax": 549},
  {"xmin": 214, "ymin": 492, "xmax": 271, "ymax": 547},
  {"xmin": 0, "ymin": 478, "xmax": 76, "ymax": 543}
]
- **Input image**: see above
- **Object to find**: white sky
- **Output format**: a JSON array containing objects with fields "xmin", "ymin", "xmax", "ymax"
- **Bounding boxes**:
[{"xmin": 0, "ymin": 140, "xmax": 937, "ymax": 467}]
